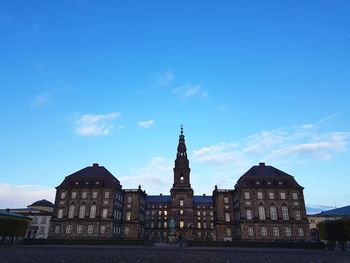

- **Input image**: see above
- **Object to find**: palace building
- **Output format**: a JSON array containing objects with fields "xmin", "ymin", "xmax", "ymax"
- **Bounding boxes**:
[{"xmin": 49, "ymin": 127, "xmax": 310, "ymax": 241}]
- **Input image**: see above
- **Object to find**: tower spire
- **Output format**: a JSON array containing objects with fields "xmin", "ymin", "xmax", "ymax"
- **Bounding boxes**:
[{"xmin": 172, "ymin": 124, "xmax": 191, "ymax": 189}]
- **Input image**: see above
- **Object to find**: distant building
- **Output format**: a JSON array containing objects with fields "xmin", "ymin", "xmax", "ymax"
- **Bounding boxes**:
[
  {"xmin": 49, "ymin": 127, "xmax": 310, "ymax": 241},
  {"xmin": 308, "ymin": 205, "xmax": 350, "ymax": 240},
  {"xmin": 6, "ymin": 199, "xmax": 54, "ymax": 239}
]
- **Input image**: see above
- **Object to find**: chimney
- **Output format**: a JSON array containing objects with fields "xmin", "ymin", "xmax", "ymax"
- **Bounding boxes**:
[
  {"xmin": 259, "ymin": 162, "xmax": 265, "ymax": 167},
  {"xmin": 160, "ymin": 193, "xmax": 163, "ymax": 196},
  {"xmin": 203, "ymin": 194, "xmax": 206, "ymax": 196},
  {"xmin": 93, "ymin": 163, "xmax": 99, "ymax": 167}
]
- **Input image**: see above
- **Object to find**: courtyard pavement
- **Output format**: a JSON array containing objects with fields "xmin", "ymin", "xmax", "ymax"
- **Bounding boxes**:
[{"xmin": 0, "ymin": 245, "xmax": 349, "ymax": 263}]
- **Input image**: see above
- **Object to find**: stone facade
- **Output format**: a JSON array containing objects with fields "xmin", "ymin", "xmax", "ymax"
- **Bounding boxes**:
[
  {"xmin": 49, "ymin": 164, "xmax": 123, "ymax": 239},
  {"xmin": 49, "ymin": 128, "xmax": 310, "ymax": 242}
]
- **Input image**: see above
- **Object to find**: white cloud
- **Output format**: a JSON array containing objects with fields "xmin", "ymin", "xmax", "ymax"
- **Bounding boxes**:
[
  {"xmin": 270, "ymin": 131, "xmax": 350, "ymax": 160},
  {"xmin": 193, "ymin": 121, "xmax": 350, "ymax": 167},
  {"xmin": 138, "ymin": 119, "xmax": 155, "ymax": 129},
  {"xmin": 0, "ymin": 183, "xmax": 55, "ymax": 208},
  {"xmin": 173, "ymin": 84, "xmax": 208, "ymax": 99},
  {"xmin": 120, "ymin": 157, "xmax": 172, "ymax": 194},
  {"xmin": 76, "ymin": 112, "xmax": 120, "ymax": 136},
  {"xmin": 30, "ymin": 92, "xmax": 52, "ymax": 107},
  {"xmin": 156, "ymin": 71, "xmax": 175, "ymax": 86}
]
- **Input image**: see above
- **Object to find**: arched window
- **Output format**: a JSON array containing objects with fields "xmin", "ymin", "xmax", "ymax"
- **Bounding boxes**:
[
  {"xmin": 102, "ymin": 208, "xmax": 108, "ymax": 219},
  {"xmin": 270, "ymin": 206, "xmax": 277, "ymax": 220},
  {"xmin": 90, "ymin": 205, "xmax": 96, "ymax": 219},
  {"xmin": 248, "ymin": 227, "xmax": 254, "ymax": 236},
  {"xmin": 258, "ymin": 206, "xmax": 265, "ymax": 220},
  {"xmin": 79, "ymin": 205, "xmax": 86, "ymax": 218},
  {"xmin": 68, "ymin": 205, "xmax": 75, "ymax": 218},
  {"xmin": 282, "ymin": 206, "xmax": 289, "ymax": 220}
]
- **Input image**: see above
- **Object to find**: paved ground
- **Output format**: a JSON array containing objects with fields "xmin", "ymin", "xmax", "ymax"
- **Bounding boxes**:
[{"xmin": 0, "ymin": 245, "xmax": 349, "ymax": 263}]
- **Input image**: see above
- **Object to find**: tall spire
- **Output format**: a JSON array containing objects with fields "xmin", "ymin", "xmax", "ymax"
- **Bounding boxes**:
[
  {"xmin": 179, "ymin": 124, "xmax": 185, "ymax": 142},
  {"xmin": 173, "ymin": 124, "xmax": 191, "ymax": 189}
]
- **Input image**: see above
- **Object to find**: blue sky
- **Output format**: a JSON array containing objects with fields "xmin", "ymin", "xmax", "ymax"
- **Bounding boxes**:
[{"xmin": 0, "ymin": 1, "xmax": 349, "ymax": 213}]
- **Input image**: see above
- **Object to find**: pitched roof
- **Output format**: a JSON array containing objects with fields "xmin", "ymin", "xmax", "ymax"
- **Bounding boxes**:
[
  {"xmin": 236, "ymin": 163, "xmax": 303, "ymax": 189},
  {"xmin": 146, "ymin": 195, "xmax": 171, "ymax": 203},
  {"xmin": 318, "ymin": 205, "xmax": 350, "ymax": 216},
  {"xmin": 193, "ymin": 195, "xmax": 213, "ymax": 204},
  {"xmin": 29, "ymin": 199, "xmax": 54, "ymax": 208},
  {"xmin": 57, "ymin": 163, "xmax": 120, "ymax": 188}
]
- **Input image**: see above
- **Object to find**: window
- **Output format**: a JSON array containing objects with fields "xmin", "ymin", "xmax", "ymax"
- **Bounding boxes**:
[
  {"xmin": 197, "ymin": 222, "xmax": 201, "ymax": 229},
  {"xmin": 282, "ymin": 206, "xmax": 289, "ymax": 220},
  {"xmin": 92, "ymin": 192, "xmax": 98, "ymax": 199},
  {"xmin": 158, "ymin": 222, "xmax": 161, "ymax": 228},
  {"xmin": 88, "ymin": 225, "xmax": 94, "ymax": 235},
  {"xmin": 248, "ymin": 227, "xmax": 254, "ymax": 236},
  {"xmin": 77, "ymin": 225, "xmax": 83, "ymax": 234},
  {"xmin": 197, "ymin": 211, "xmax": 200, "ymax": 216},
  {"xmin": 40, "ymin": 216, "xmax": 47, "ymax": 224},
  {"xmin": 269, "ymin": 192, "xmax": 274, "ymax": 199},
  {"xmin": 295, "ymin": 210, "xmax": 301, "ymax": 220},
  {"xmin": 270, "ymin": 206, "xmax": 277, "ymax": 220},
  {"xmin": 79, "ymin": 205, "xmax": 86, "ymax": 218},
  {"xmin": 66, "ymin": 225, "xmax": 72, "ymax": 234},
  {"xmin": 158, "ymin": 210, "xmax": 162, "ymax": 216},
  {"xmin": 89, "ymin": 205, "xmax": 96, "ymax": 219},
  {"xmin": 203, "ymin": 211, "xmax": 206, "ymax": 216},
  {"xmin": 32, "ymin": 216, "xmax": 38, "ymax": 224},
  {"xmin": 151, "ymin": 222, "xmax": 154, "ymax": 228},
  {"xmin": 102, "ymin": 209, "xmax": 108, "ymax": 219},
  {"xmin": 71, "ymin": 192, "xmax": 77, "ymax": 199},
  {"xmin": 82, "ymin": 192, "xmax": 87, "ymax": 199},
  {"xmin": 244, "ymin": 192, "xmax": 250, "ymax": 199},
  {"xmin": 127, "ymin": 196, "xmax": 132, "ymax": 203},
  {"xmin": 285, "ymin": 227, "xmax": 291, "ymax": 237},
  {"xmin": 104, "ymin": 191, "xmax": 110, "ymax": 198},
  {"xmin": 298, "ymin": 228, "xmax": 304, "ymax": 237},
  {"xmin": 164, "ymin": 211, "xmax": 168, "ymax": 216},
  {"xmin": 224, "ymin": 196, "xmax": 229, "ymax": 203},
  {"xmin": 203, "ymin": 222, "xmax": 207, "ymax": 229},
  {"xmin": 164, "ymin": 222, "xmax": 167, "ymax": 228},
  {"xmin": 39, "ymin": 226, "xmax": 45, "ymax": 234},
  {"xmin": 179, "ymin": 199, "xmax": 184, "ymax": 206},
  {"xmin": 179, "ymin": 221, "xmax": 184, "ymax": 229},
  {"xmin": 225, "ymin": 212, "xmax": 230, "ymax": 222},
  {"xmin": 100, "ymin": 225, "xmax": 106, "ymax": 234},
  {"xmin": 180, "ymin": 175, "xmax": 184, "ymax": 182},
  {"xmin": 126, "ymin": 211, "xmax": 131, "ymax": 221},
  {"xmin": 68, "ymin": 205, "xmax": 75, "ymax": 218},
  {"xmin": 280, "ymin": 192, "xmax": 286, "ymax": 199},
  {"xmin": 292, "ymin": 192, "xmax": 298, "ymax": 200},
  {"xmin": 257, "ymin": 192, "xmax": 263, "ymax": 199},
  {"xmin": 261, "ymin": 227, "xmax": 267, "ymax": 237},
  {"xmin": 180, "ymin": 209, "xmax": 184, "ymax": 215},
  {"xmin": 273, "ymin": 227, "xmax": 279, "ymax": 237},
  {"xmin": 246, "ymin": 209, "xmax": 252, "ymax": 220},
  {"xmin": 258, "ymin": 206, "xmax": 266, "ymax": 220},
  {"xmin": 60, "ymin": 192, "xmax": 66, "ymax": 199},
  {"xmin": 226, "ymin": 228, "xmax": 232, "ymax": 236},
  {"xmin": 54, "ymin": 225, "xmax": 60, "ymax": 234},
  {"xmin": 58, "ymin": 209, "xmax": 63, "ymax": 219}
]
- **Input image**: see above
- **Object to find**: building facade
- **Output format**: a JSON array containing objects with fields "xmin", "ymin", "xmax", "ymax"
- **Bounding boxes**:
[
  {"xmin": 3, "ymin": 199, "xmax": 53, "ymax": 239},
  {"xmin": 49, "ymin": 128, "xmax": 310, "ymax": 241}
]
